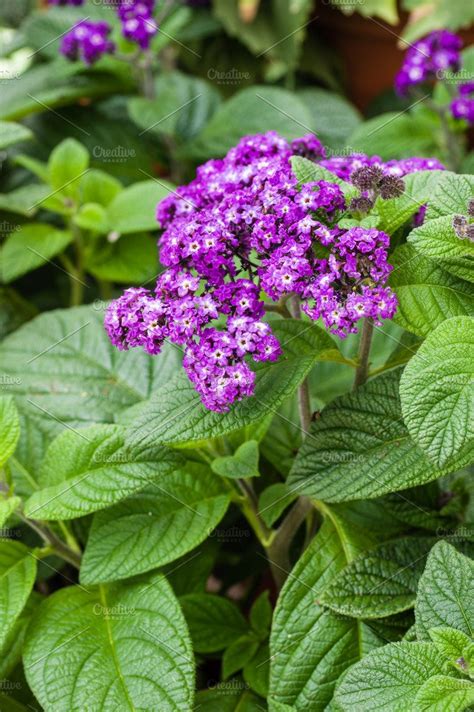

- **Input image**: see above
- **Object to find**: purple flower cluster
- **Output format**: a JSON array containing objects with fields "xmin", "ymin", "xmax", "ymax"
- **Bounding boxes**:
[
  {"xmin": 395, "ymin": 30, "xmax": 462, "ymax": 96},
  {"xmin": 321, "ymin": 153, "xmax": 444, "ymax": 182},
  {"xmin": 59, "ymin": 0, "xmax": 157, "ymax": 64},
  {"xmin": 61, "ymin": 20, "xmax": 114, "ymax": 65},
  {"xmin": 451, "ymin": 81, "xmax": 474, "ymax": 125},
  {"xmin": 118, "ymin": 0, "xmax": 157, "ymax": 50},
  {"xmin": 105, "ymin": 132, "xmax": 400, "ymax": 411}
]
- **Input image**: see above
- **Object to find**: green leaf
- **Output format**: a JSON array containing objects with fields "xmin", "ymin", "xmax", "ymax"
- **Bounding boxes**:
[
  {"xmin": 288, "ymin": 370, "xmax": 462, "ymax": 503},
  {"xmin": 74, "ymin": 203, "xmax": 109, "ymax": 233},
  {"xmin": 0, "ymin": 495, "xmax": 21, "ymax": 527},
  {"xmin": 23, "ymin": 573, "xmax": 194, "ymax": 711},
  {"xmin": 408, "ymin": 215, "xmax": 474, "ymax": 261},
  {"xmin": 414, "ymin": 675, "xmax": 474, "ymax": 712},
  {"xmin": 250, "ymin": 591, "xmax": 272, "ymax": 639},
  {"xmin": 80, "ymin": 463, "xmax": 230, "ymax": 584},
  {"xmin": 320, "ymin": 537, "xmax": 435, "ymax": 619},
  {"xmin": 0, "ymin": 120, "xmax": 32, "ymax": 149},
  {"xmin": 0, "ymin": 541, "xmax": 37, "ymax": 651},
  {"xmin": 268, "ymin": 518, "xmax": 361, "ymax": 710},
  {"xmin": 195, "ymin": 685, "xmax": 265, "ymax": 711},
  {"xmin": 14, "ymin": 154, "xmax": 49, "ymax": 182},
  {"xmin": 126, "ymin": 320, "xmax": 342, "ymax": 449},
  {"xmin": 187, "ymin": 86, "xmax": 313, "ymax": 160},
  {"xmin": 334, "ymin": 641, "xmax": 447, "ymax": 711},
  {"xmin": 349, "ymin": 110, "xmax": 440, "ymax": 160},
  {"xmin": 389, "ymin": 245, "xmax": 474, "ymax": 337},
  {"xmin": 376, "ymin": 169, "xmax": 446, "ymax": 235},
  {"xmin": 212, "ymin": 440, "xmax": 260, "ymax": 479},
  {"xmin": 107, "ymin": 179, "xmax": 174, "ymax": 234},
  {"xmin": 47, "ymin": 138, "xmax": 89, "ymax": 195},
  {"xmin": 0, "ymin": 184, "xmax": 51, "ymax": 216},
  {"xmin": 400, "ymin": 316, "xmax": 474, "ymax": 467},
  {"xmin": 425, "ymin": 172, "xmax": 474, "ymax": 220},
  {"xmin": 85, "ymin": 233, "xmax": 159, "ymax": 284},
  {"xmin": 429, "ymin": 627, "xmax": 474, "ymax": 675},
  {"xmin": 23, "ymin": 424, "xmax": 182, "ymax": 521},
  {"xmin": 416, "ymin": 541, "xmax": 474, "ymax": 640},
  {"xmin": 129, "ymin": 71, "xmax": 221, "ymax": 143},
  {"xmin": 0, "ymin": 395, "xmax": 20, "ymax": 467},
  {"xmin": 79, "ymin": 169, "xmax": 122, "ymax": 207},
  {"xmin": 297, "ymin": 88, "xmax": 361, "ymax": 149},
  {"xmin": 258, "ymin": 483, "xmax": 297, "ymax": 528},
  {"xmin": 180, "ymin": 593, "xmax": 248, "ymax": 653},
  {"xmin": 290, "ymin": 155, "xmax": 355, "ymax": 196},
  {"xmin": 0, "ymin": 305, "xmax": 182, "ymax": 437},
  {"xmin": 0, "ymin": 224, "xmax": 72, "ymax": 284},
  {"xmin": 223, "ymin": 635, "xmax": 260, "ymax": 680},
  {"xmin": 244, "ymin": 643, "xmax": 270, "ymax": 698}
]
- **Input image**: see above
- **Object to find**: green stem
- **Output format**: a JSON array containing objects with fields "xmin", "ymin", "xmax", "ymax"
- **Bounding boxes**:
[
  {"xmin": 266, "ymin": 496, "xmax": 313, "ymax": 589},
  {"xmin": 288, "ymin": 295, "xmax": 312, "ymax": 433},
  {"xmin": 18, "ymin": 513, "xmax": 82, "ymax": 569},
  {"xmin": 353, "ymin": 317, "xmax": 374, "ymax": 390}
]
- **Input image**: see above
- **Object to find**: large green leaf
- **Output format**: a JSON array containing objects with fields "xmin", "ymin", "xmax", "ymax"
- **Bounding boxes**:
[
  {"xmin": 129, "ymin": 71, "xmax": 220, "ymax": 142},
  {"xmin": 320, "ymin": 537, "xmax": 435, "ymax": 619},
  {"xmin": 425, "ymin": 172, "xmax": 474, "ymax": 220},
  {"xmin": 0, "ymin": 184, "xmax": 51, "ymax": 216},
  {"xmin": 0, "ymin": 541, "xmax": 37, "ymax": 651},
  {"xmin": 297, "ymin": 88, "xmax": 361, "ymax": 150},
  {"xmin": 400, "ymin": 316, "xmax": 474, "ymax": 468},
  {"xmin": 23, "ymin": 424, "xmax": 182, "ymax": 521},
  {"xmin": 126, "ymin": 320, "xmax": 343, "ymax": 449},
  {"xmin": 415, "ymin": 541, "xmax": 474, "ymax": 640},
  {"xmin": 389, "ymin": 245, "xmax": 474, "ymax": 337},
  {"xmin": 0, "ymin": 224, "xmax": 72, "ymax": 284},
  {"xmin": 408, "ymin": 215, "xmax": 474, "ymax": 261},
  {"xmin": 85, "ymin": 233, "xmax": 159, "ymax": 284},
  {"xmin": 187, "ymin": 86, "xmax": 313, "ymax": 160},
  {"xmin": 24, "ymin": 573, "xmax": 194, "ymax": 711},
  {"xmin": 80, "ymin": 463, "xmax": 230, "ymax": 584},
  {"xmin": 0, "ymin": 120, "xmax": 33, "ymax": 149},
  {"xmin": 0, "ymin": 305, "xmax": 182, "ymax": 437},
  {"xmin": 415, "ymin": 675, "xmax": 474, "ymax": 712},
  {"xmin": 376, "ymin": 169, "xmax": 446, "ymax": 235},
  {"xmin": 180, "ymin": 593, "xmax": 248, "ymax": 653},
  {"xmin": 107, "ymin": 179, "xmax": 174, "ymax": 234},
  {"xmin": 0, "ymin": 395, "xmax": 20, "ymax": 467},
  {"xmin": 268, "ymin": 517, "xmax": 362, "ymax": 711},
  {"xmin": 287, "ymin": 370, "xmax": 463, "ymax": 503},
  {"xmin": 334, "ymin": 642, "xmax": 447, "ymax": 711}
]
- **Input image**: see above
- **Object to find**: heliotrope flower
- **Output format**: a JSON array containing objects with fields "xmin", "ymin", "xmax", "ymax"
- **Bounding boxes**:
[
  {"xmin": 450, "ymin": 81, "xmax": 474, "ymax": 125},
  {"xmin": 117, "ymin": 0, "xmax": 157, "ymax": 49},
  {"xmin": 61, "ymin": 20, "xmax": 115, "ymax": 64},
  {"xmin": 105, "ymin": 132, "xmax": 406, "ymax": 412},
  {"xmin": 395, "ymin": 30, "xmax": 462, "ymax": 96}
]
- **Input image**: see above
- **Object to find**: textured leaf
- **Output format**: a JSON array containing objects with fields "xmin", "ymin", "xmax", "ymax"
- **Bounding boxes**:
[
  {"xmin": 212, "ymin": 440, "xmax": 260, "ymax": 479},
  {"xmin": 320, "ymin": 537, "xmax": 435, "ymax": 619},
  {"xmin": 0, "ymin": 395, "xmax": 20, "ymax": 467},
  {"xmin": 288, "ymin": 370, "xmax": 462, "ymax": 503},
  {"xmin": 408, "ymin": 214, "xmax": 474, "ymax": 261},
  {"xmin": 180, "ymin": 593, "xmax": 248, "ymax": 653},
  {"xmin": 187, "ymin": 86, "xmax": 313, "ymax": 160},
  {"xmin": 416, "ymin": 541, "xmax": 474, "ymax": 640},
  {"xmin": 0, "ymin": 224, "xmax": 72, "ymax": 284},
  {"xmin": 0, "ymin": 496, "xmax": 21, "ymax": 527},
  {"xmin": 24, "ymin": 573, "xmax": 194, "ymax": 711},
  {"xmin": 334, "ymin": 642, "xmax": 447, "ymax": 711},
  {"xmin": 81, "ymin": 463, "xmax": 230, "ymax": 584},
  {"xmin": 389, "ymin": 245, "xmax": 474, "ymax": 337},
  {"xmin": 268, "ymin": 518, "xmax": 361, "ymax": 710},
  {"xmin": 429, "ymin": 627, "xmax": 474, "ymax": 674},
  {"xmin": 400, "ymin": 316, "xmax": 474, "ymax": 467},
  {"xmin": 223, "ymin": 635, "xmax": 260, "ymax": 680},
  {"xmin": 291, "ymin": 155, "xmax": 356, "ymax": 196},
  {"xmin": 244, "ymin": 643, "xmax": 270, "ymax": 698},
  {"xmin": 250, "ymin": 591, "xmax": 272, "ymax": 639},
  {"xmin": 195, "ymin": 686, "xmax": 265, "ymax": 712},
  {"xmin": 0, "ymin": 305, "xmax": 182, "ymax": 438},
  {"xmin": 258, "ymin": 483, "xmax": 298, "ymax": 527},
  {"xmin": 23, "ymin": 424, "xmax": 181, "ymax": 521},
  {"xmin": 127, "ymin": 320, "xmax": 342, "ymax": 449},
  {"xmin": 0, "ymin": 120, "xmax": 33, "ymax": 149},
  {"xmin": 414, "ymin": 675, "xmax": 474, "ymax": 712},
  {"xmin": 107, "ymin": 179, "xmax": 174, "ymax": 234},
  {"xmin": 376, "ymin": 170, "xmax": 446, "ymax": 235},
  {"xmin": 0, "ymin": 541, "xmax": 37, "ymax": 651},
  {"xmin": 425, "ymin": 172, "xmax": 474, "ymax": 220}
]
